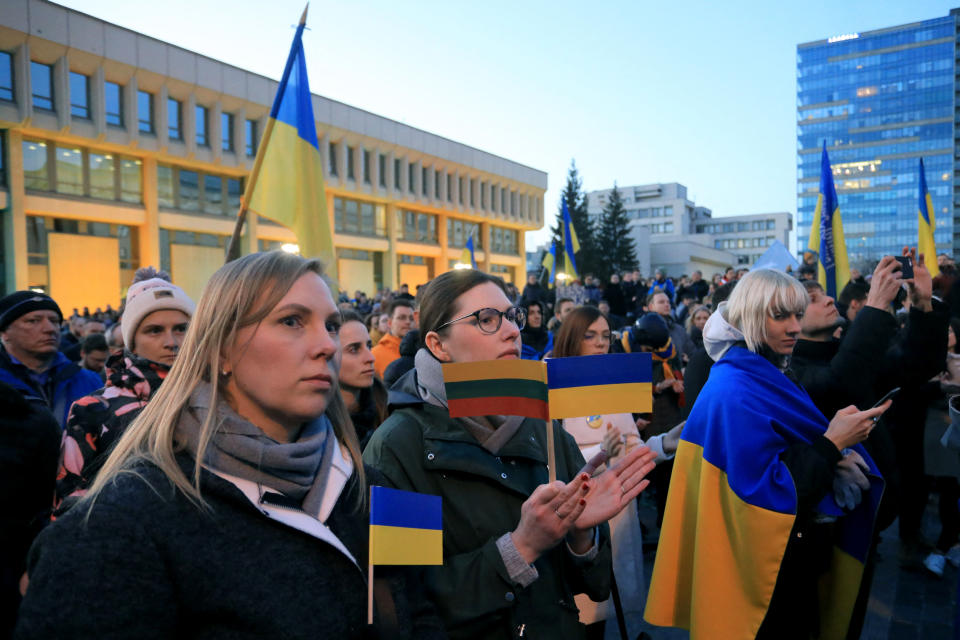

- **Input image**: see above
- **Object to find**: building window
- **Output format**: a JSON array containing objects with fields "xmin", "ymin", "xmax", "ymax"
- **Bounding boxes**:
[
  {"xmin": 195, "ymin": 105, "xmax": 209, "ymax": 147},
  {"xmin": 767, "ymin": 220, "xmax": 776, "ymax": 230},
  {"xmin": 0, "ymin": 51, "xmax": 13, "ymax": 102},
  {"xmin": 446, "ymin": 218, "xmax": 482, "ymax": 249},
  {"xmin": 490, "ymin": 226, "xmax": 518, "ymax": 255},
  {"xmin": 480, "ymin": 182, "xmax": 487, "ymax": 209},
  {"xmin": 88, "ymin": 152, "xmax": 115, "ymax": 199},
  {"xmin": 435, "ymin": 170, "xmax": 441, "ymax": 199},
  {"xmin": 119, "ymin": 157, "xmax": 142, "ymax": 204},
  {"xmin": 393, "ymin": 158, "xmax": 401, "ymax": 190},
  {"xmin": 328, "ymin": 142, "xmax": 337, "ymax": 176},
  {"xmin": 227, "ymin": 178, "xmax": 242, "ymax": 212},
  {"xmin": 458, "ymin": 177, "xmax": 464, "ymax": 205},
  {"xmin": 398, "ymin": 210, "xmax": 438, "ymax": 243},
  {"xmin": 69, "ymin": 72, "xmax": 90, "ymax": 119},
  {"xmin": 333, "ymin": 196, "xmax": 386, "ymax": 237},
  {"xmin": 204, "ymin": 174, "xmax": 223, "ymax": 214},
  {"xmin": 157, "ymin": 165, "xmax": 175, "ymax": 208},
  {"xmin": 501, "ymin": 189, "xmax": 507, "ymax": 214},
  {"xmin": 55, "ymin": 146, "xmax": 83, "ymax": 195},
  {"xmin": 168, "ymin": 98, "xmax": 182, "ymax": 140},
  {"xmin": 179, "ymin": 169, "xmax": 199, "ymax": 210},
  {"xmin": 469, "ymin": 180, "xmax": 475, "ymax": 207},
  {"xmin": 137, "ymin": 90, "xmax": 154, "ymax": 134},
  {"xmin": 221, "ymin": 112, "xmax": 234, "ymax": 152},
  {"xmin": 664, "ymin": 205, "xmax": 673, "ymax": 217},
  {"xmin": 245, "ymin": 119, "xmax": 257, "ymax": 156},
  {"xmin": 105, "ymin": 81, "xmax": 123, "ymax": 127},
  {"xmin": 30, "ymin": 62, "xmax": 54, "ymax": 111},
  {"xmin": 492, "ymin": 186, "xmax": 498, "ymax": 213},
  {"xmin": 422, "ymin": 167, "xmax": 428, "ymax": 196},
  {"xmin": 408, "ymin": 162, "xmax": 416, "ymax": 193},
  {"xmin": 23, "ymin": 140, "xmax": 50, "ymax": 190},
  {"xmin": 362, "ymin": 149, "xmax": 371, "ymax": 184},
  {"xmin": 346, "ymin": 146, "xmax": 355, "ymax": 180},
  {"xmin": 378, "ymin": 153, "xmax": 386, "ymax": 188}
]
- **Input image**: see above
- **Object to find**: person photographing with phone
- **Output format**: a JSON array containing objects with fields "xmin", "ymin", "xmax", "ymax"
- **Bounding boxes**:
[{"xmin": 790, "ymin": 247, "xmax": 948, "ymax": 637}]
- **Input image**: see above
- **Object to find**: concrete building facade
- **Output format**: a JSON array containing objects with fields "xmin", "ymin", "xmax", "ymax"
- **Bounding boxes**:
[
  {"xmin": 0, "ymin": 0, "xmax": 546, "ymax": 310},
  {"xmin": 585, "ymin": 182, "xmax": 792, "ymax": 276}
]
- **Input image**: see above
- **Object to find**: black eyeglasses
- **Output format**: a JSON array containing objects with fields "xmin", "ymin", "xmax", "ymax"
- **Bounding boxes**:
[{"xmin": 435, "ymin": 307, "xmax": 526, "ymax": 335}]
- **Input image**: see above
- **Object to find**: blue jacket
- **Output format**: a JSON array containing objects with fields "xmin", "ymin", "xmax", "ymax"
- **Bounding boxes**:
[
  {"xmin": 647, "ymin": 278, "xmax": 676, "ymax": 303},
  {"xmin": 0, "ymin": 348, "xmax": 102, "ymax": 428}
]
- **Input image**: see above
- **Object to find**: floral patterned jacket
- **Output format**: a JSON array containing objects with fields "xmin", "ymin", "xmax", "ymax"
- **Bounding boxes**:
[{"xmin": 55, "ymin": 352, "xmax": 169, "ymax": 506}]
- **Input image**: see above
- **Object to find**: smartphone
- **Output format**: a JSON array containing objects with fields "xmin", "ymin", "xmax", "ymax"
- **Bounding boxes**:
[
  {"xmin": 871, "ymin": 387, "xmax": 901, "ymax": 409},
  {"xmin": 894, "ymin": 256, "xmax": 914, "ymax": 280}
]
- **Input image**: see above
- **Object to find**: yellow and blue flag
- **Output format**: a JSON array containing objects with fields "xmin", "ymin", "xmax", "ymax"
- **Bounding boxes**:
[
  {"xmin": 645, "ymin": 346, "xmax": 882, "ymax": 639},
  {"xmin": 243, "ymin": 8, "xmax": 336, "ymax": 276},
  {"xmin": 441, "ymin": 353, "xmax": 652, "ymax": 420},
  {"xmin": 369, "ymin": 485, "xmax": 442, "ymax": 565},
  {"xmin": 562, "ymin": 200, "xmax": 580, "ymax": 280},
  {"xmin": 807, "ymin": 143, "xmax": 850, "ymax": 298},
  {"xmin": 918, "ymin": 158, "xmax": 939, "ymax": 278},
  {"xmin": 541, "ymin": 243, "xmax": 556, "ymax": 286},
  {"xmin": 459, "ymin": 235, "xmax": 477, "ymax": 269}
]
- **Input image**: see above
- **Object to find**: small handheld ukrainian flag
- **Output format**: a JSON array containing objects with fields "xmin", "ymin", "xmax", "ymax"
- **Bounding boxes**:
[
  {"xmin": 806, "ymin": 142, "xmax": 850, "ymax": 298},
  {"xmin": 918, "ymin": 158, "xmax": 939, "ymax": 278},
  {"xmin": 459, "ymin": 235, "xmax": 477, "ymax": 269},
  {"xmin": 562, "ymin": 200, "xmax": 580, "ymax": 280},
  {"xmin": 243, "ymin": 6, "xmax": 336, "ymax": 276}
]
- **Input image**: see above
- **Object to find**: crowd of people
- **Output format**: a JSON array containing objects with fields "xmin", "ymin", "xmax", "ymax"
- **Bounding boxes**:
[{"xmin": 1, "ymin": 248, "xmax": 958, "ymax": 639}]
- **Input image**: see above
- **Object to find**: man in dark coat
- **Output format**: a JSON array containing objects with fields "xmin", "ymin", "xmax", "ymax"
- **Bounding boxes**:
[
  {"xmin": 790, "ymin": 253, "xmax": 947, "ymax": 639},
  {"xmin": 521, "ymin": 272, "xmax": 548, "ymax": 310}
]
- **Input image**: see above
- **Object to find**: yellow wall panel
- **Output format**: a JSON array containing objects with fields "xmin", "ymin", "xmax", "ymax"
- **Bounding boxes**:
[
  {"xmin": 170, "ymin": 244, "xmax": 224, "ymax": 302},
  {"xmin": 338, "ymin": 258, "xmax": 375, "ymax": 297},
  {"xmin": 398, "ymin": 264, "xmax": 429, "ymax": 291},
  {"xmin": 48, "ymin": 233, "xmax": 121, "ymax": 312}
]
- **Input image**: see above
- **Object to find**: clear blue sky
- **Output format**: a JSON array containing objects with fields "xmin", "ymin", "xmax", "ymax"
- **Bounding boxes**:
[{"xmin": 57, "ymin": 0, "xmax": 960, "ymax": 251}]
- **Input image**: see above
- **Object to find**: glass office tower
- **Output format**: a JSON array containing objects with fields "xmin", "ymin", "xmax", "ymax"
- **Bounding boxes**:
[{"xmin": 797, "ymin": 12, "xmax": 958, "ymax": 266}]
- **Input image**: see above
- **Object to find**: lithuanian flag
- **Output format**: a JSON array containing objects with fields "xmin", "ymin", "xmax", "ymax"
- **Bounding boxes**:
[{"xmin": 443, "ymin": 359, "xmax": 549, "ymax": 420}]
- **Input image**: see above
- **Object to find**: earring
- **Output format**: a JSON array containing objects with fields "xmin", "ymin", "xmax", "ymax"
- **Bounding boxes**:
[{"xmin": 220, "ymin": 369, "xmax": 231, "ymax": 378}]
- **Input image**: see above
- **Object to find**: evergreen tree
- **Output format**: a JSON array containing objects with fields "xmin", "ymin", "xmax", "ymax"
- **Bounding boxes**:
[
  {"xmin": 597, "ymin": 182, "xmax": 638, "ymax": 281},
  {"xmin": 549, "ymin": 160, "xmax": 601, "ymax": 280}
]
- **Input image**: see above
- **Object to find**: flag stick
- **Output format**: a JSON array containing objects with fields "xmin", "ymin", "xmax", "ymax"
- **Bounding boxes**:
[{"xmin": 546, "ymin": 419, "xmax": 556, "ymax": 484}]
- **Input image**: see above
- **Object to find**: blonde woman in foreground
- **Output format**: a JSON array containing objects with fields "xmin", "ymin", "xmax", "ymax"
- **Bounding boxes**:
[{"xmin": 15, "ymin": 252, "xmax": 443, "ymax": 639}]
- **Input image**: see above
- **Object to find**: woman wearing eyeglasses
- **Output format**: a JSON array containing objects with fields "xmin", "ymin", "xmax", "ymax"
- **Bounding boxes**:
[{"xmin": 363, "ymin": 269, "xmax": 658, "ymax": 640}]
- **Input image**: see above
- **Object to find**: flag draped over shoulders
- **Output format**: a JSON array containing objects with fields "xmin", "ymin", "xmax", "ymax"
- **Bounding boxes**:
[{"xmin": 645, "ymin": 347, "xmax": 882, "ymax": 640}]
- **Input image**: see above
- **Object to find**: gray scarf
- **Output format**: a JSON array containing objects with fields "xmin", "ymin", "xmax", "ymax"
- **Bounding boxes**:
[
  {"xmin": 175, "ymin": 383, "xmax": 336, "ymax": 517},
  {"xmin": 414, "ymin": 349, "xmax": 524, "ymax": 454}
]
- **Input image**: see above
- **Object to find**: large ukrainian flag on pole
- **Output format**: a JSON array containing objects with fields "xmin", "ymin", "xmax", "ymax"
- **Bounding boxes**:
[
  {"xmin": 806, "ymin": 142, "xmax": 850, "ymax": 298},
  {"xmin": 918, "ymin": 158, "xmax": 940, "ymax": 278},
  {"xmin": 243, "ymin": 6, "xmax": 336, "ymax": 276}
]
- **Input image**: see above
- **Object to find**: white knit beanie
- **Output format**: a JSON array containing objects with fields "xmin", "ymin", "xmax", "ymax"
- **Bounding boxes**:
[{"xmin": 122, "ymin": 278, "xmax": 196, "ymax": 349}]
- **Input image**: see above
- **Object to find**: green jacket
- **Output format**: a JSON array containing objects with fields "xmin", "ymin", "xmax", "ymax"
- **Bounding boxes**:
[{"xmin": 363, "ymin": 385, "xmax": 612, "ymax": 640}]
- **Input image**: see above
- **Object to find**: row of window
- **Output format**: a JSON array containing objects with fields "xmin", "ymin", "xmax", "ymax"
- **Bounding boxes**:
[
  {"xmin": 648, "ymin": 222, "xmax": 674, "ymax": 234},
  {"xmin": 0, "ymin": 52, "xmax": 258, "ymax": 156},
  {"xmin": 157, "ymin": 164, "xmax": 244, "ymax": 216},
  {"xmin": 696, "ymin": 220, "xmax": 777, "ymax": 234},
  {"xmin": 22, "ymin": 139, "xmax": 142, "ymax": 203},
  {"xmin": 628, "ymin": 205, "xmax": 674, "ymax": 219},
  {"xmin": 715, "ymin": 237, "xmax": 776, "ymax": 250},
  {"xmin": 327, "ymin": 141, "xmax": 535, "ymax": 218}
]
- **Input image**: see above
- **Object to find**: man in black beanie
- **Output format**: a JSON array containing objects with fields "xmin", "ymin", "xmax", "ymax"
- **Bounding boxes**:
[{"xmin": 0, "ymin": 291, "xmax": 101, "ymax": 427}]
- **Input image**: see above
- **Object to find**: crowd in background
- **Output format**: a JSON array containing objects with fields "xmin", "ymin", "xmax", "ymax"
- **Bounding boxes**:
[{"xmin": 1, "ymin": 249, "xmax": 959, "ymax": 639}]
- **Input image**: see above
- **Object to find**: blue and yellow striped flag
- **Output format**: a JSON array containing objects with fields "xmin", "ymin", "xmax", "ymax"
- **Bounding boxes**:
[
  {"xmin": 243, "ymin": 8, "xmax": 336, "ymax": 277},
  {"xmin": 562, "ymin": 200, "xmax": 579, "ymax": 280},
  {"xmin": 918, "ymin": 158, "xmax": 939, "ymax": 278},
  {"xmin": 547, "ymin": 352, "xmax": 651, "ymax": 418},
  {"xmin": 459, "ymin": 235, "xmax": 477, "ymax": 269},
  {"xmin": 807, "ymin": 143, "xmax": 850, "ymax": 298},
  {"xmin": 541, "ymin": 243, "xmax": 556, "ymax": 286},
  {"xmin": 369, "ymin": 486, "xmax": 442, "ymax": 565}
]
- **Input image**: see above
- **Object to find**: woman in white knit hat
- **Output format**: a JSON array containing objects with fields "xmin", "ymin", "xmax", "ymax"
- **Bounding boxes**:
[{"xmin": 55, "ymin": 267, "xmax": 195, "ymax": 506}]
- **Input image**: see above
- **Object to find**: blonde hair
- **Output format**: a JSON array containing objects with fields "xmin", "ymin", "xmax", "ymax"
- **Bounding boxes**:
[
  {"xmin": 724, "ymin": 269, "xmax": 808, "ymax": 353},
  {"xmin": 86, "ymin": 251, "xmax": 364, "ymax": 510}
]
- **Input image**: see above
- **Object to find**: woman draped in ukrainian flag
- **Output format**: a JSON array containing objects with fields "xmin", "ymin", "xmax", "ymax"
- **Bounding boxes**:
[{"xmin": 644, "ymin": 268, "xmax": 892, "ymax": 640}]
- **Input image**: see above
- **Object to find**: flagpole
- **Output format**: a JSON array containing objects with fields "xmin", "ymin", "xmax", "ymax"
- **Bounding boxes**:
[
  {"xmin": 367, "ymin": 483, "xmax": 374, "ymax": 625},
  {"xmin": 225, "ymin": 3, "xmax": 309, "ymax": 263}
]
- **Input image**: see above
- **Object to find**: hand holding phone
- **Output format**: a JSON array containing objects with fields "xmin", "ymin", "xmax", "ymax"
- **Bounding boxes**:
[{"xmin": 894, "ymin": 256, "xmax": 914, "ymax": 280}]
